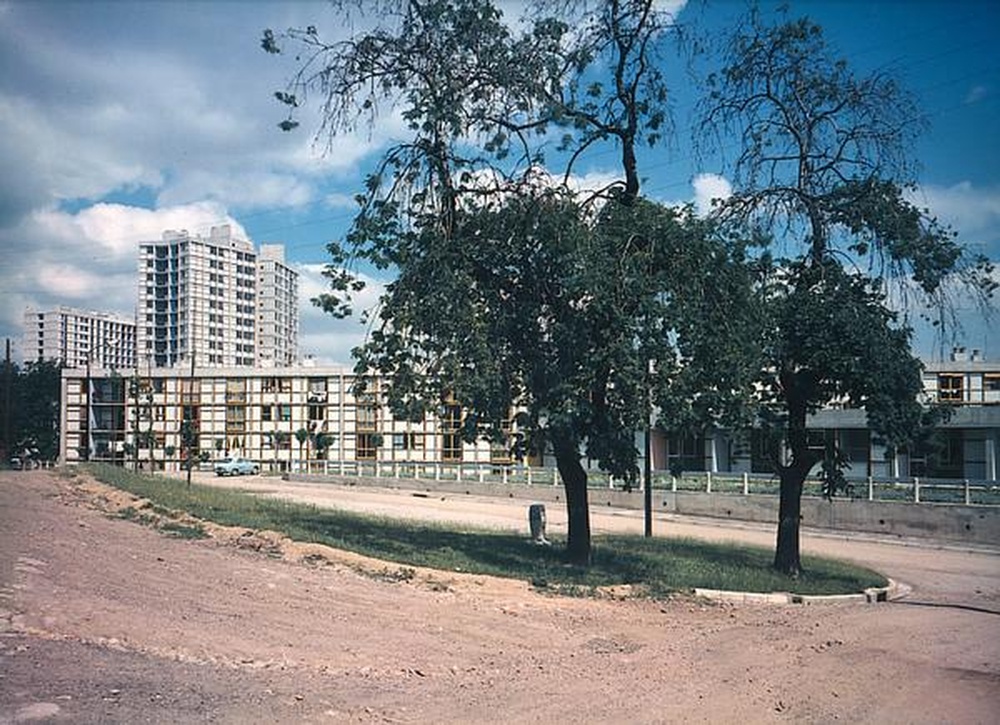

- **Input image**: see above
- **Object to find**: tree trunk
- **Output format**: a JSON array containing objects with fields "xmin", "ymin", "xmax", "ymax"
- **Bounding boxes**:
[
  {"xmin": 553, "ymin": 432, "xmax": 591, "ymax": 566},
  {"xmin": 773, "ymin": 382, "xmax": 816, "ymax": 576},
  {"xmin": 774, "ymin": 467, "xmax": 804, "ymax": 576}
]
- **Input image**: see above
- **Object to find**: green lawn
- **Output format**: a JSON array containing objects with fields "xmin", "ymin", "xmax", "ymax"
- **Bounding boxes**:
[{"xmin": 84, "ymin": 464, "xmax": 887, "ymax": 597}]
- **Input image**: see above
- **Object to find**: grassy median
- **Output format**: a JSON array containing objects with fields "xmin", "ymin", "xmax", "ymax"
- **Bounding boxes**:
[{"xmin": 85, "ymin": 463, "xmax": 887, "ymax": 597}]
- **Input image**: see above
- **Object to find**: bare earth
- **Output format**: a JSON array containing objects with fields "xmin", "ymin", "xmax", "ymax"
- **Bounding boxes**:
[{"xmin": 1, "ymin": 470, "xmax": 998, "ymax": 724}]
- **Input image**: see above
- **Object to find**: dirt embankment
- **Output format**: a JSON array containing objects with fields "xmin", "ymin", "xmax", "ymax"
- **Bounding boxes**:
[{"xmin": 2, "ymin": 469, "xmax": 998, "ymax": 724}]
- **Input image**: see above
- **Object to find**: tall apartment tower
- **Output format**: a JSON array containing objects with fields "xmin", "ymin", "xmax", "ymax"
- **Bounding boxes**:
[
  {"xmin": 256, "ymin": 244, "xmax": 299, "ymax": 367},
  {"xmin": 137, "ymin": 225, "xmax": 298, "ymax": 369},
  {"xmin": 22, "ymin": 306, "xmax": 136, "ymax": 369}
]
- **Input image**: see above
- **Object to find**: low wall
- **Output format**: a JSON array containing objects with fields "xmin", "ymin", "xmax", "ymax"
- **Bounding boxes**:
[{"xmin": 286, "ymin": 474, "xmax": 1000, "ymax": 547}]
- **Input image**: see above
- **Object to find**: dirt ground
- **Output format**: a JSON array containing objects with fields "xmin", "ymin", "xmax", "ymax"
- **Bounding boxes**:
[{"xmin": 1, "ymin": 470, "xmax": 998, "ymax": 724}]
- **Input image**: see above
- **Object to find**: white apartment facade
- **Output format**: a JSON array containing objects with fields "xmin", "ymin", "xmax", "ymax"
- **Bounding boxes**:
[
  {"xmin": 255, "ymin": 244, "xmax": 299, "ymax": 367},
  {"xmin": 59, "ymin": 365, "xmax": 502, "ymax": 471},
  {"xmin": 23, "ymin": 306, "xmax": 136, "ymax": 369},
  {"xmin": 59, "ymin": 355, "xmax": 999, "ymax": 482},
  {"xmin": 137, "ymin": 225, "xmax": 298, "ymax": 369}
]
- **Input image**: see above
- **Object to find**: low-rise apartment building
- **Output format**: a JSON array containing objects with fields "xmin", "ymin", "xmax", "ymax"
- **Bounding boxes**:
[
  {"xmin": 59, "ymin": 354, "xmax": 1000, "ymax": 482},
  {"xmin": 59, "ymin": 366, "xmax": 505, "ymax": 471}
]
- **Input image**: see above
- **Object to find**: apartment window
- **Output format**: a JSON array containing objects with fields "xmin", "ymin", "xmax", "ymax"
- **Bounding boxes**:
[
  {"xmin": 938, "ymin": 374, "xmax": 964, "ymax": 402},
  {"xmin": 357, "ymin": 433, "xmax": 379, "ymax": 460},
  {"xmin": 308, "ymin": 378, "xmax": 327, "ymax": 403},
  {"xmin": 261, "ymin": 405, "xmax": 273, "ymax": 422},
  {"xmin": 308, "ymin": 405, "xmax": 324, "ymax": 422},
  {"xmin": 668, "ymin": 434, "xmax": 705, "ymax": 473},
  {"xmin": 226, "ymin": 405, "xmax": 246, "ymax": 433},
  {"xmin": 985, "ymin": 374, "xmax": 1000, "ymax": 392},
  {"xmin": 441, "ymin": 404, "xmax": 463, "ymax": 462},
  {"xmin": 225, "ymin": 378, "xmax": 246, "ymax": 403},
  {"xmin": 179, "ymin": 379, "xmax": 200, "ymax": 404},
  {"xmin": 279, "ymin": 404, "xmax": 292, "ymax": 422},
  {"xmin": 393, "ymin": 433, "xmax": 423, "ymax": 451}
]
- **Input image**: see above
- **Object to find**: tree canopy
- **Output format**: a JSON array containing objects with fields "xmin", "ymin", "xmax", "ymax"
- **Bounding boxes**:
[
  {"xmin": 1, "ymin": 359, "xmax": 62, "ymax": 464},
  {"xmin": 698, "ymin": 10, "xmax": 995, "ymax": 574},
  {"xmin": 265, "ymin": 0, "xmax": 762, "ymax": 565}
]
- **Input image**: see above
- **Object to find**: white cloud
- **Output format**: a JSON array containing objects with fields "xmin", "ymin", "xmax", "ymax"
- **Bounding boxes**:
[
  {"xmin": 296, "ymin": 263, "xmax": 386, "ymax": 365},
  {"xmin": 0, "ymin": 201, "xmax": 246, "ymax": 358},
  {"xmin": 692, "ymin": 173, "xmax": 732, "ymax": 216},
  {"xmin": 908, "ymin": 181, "xmax": 1000, "ymax": 255}
]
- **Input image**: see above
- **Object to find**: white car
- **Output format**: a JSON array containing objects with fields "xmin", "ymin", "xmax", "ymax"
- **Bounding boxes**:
[{"xmin": 214, "ymin": 457, "xmax": 259, "ymax": 476}]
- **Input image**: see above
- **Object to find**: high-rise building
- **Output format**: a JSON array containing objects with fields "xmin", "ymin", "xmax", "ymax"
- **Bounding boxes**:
[
  {"xmin": 137, "ymin": 225, "xmax": 298, "ymax": 369},
  {"xmin": 22, "ymin": 306, "xmax": 136, "ymax": 369},
  {"xmin": 256, "ymin": 244, "xmax": 299, "ymax": 367}
]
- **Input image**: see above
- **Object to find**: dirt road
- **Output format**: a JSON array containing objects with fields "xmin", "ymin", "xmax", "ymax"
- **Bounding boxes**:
[{"xmin": 2, "ymin": 469, "xmax": 998, "ymax": 724}]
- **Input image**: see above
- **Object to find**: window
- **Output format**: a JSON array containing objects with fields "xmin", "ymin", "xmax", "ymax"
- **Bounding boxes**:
[
  {"xmin": 938, "ymin": 374, "xmax": 964, "ymax": 402},
  {"xmin": 279, "ymin": 404, "xmax": 292, "ymax": 422},
  {"xmin": 441, "ymin": 404, "xmax": 463, "ymax": 462},
  {"xmin": 308, "ymin": 405, "xmax": 324, "ymax": 421},
  {"xmin": 357, "ymin": 392, "xmax": 379, "ymax": 460},
  {"xmin": 308, "ymin": 378, "xmax": 327, "ymax": 403},
  {"xmin": 357, "ymin": 433, "xmax": 379, "ymax": 460},
  {"xmin": 393, "ymin": 432, "xmax": 423, "ymax": 451},
  {"xmin": 226, "ymin": 405, "xmax": 246, "ymax": 433},
  {"xmin": 261, "ymin": 405, "xmax": 273, "ymax": 422},
  {"xmin": 668, "ymin": 434, "xmax": 705, "ymax": 473}
]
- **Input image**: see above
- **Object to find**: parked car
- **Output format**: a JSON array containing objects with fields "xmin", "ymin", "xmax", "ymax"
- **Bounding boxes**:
[{"xmin": 214, "ymin": 457, "xmax": 259, "ymax": 476}]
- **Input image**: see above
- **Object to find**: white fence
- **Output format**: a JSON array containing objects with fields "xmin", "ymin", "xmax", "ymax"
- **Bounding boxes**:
[{"xmin": 288, "ymin": 460, "xmax": 1000, "ymax": 507}]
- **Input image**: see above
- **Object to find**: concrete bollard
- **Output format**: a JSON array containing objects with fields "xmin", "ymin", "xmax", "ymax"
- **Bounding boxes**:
[{"xmin": 528, "ymin": 503, "xmax": 550, "ymax": 545}]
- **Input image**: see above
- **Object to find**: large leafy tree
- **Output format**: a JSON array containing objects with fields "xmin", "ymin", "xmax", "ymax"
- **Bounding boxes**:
[
  {"xmin": 699, "ymin": 11, "xmax": 995, "ymax": 575},
  {"xmin": 1, "ymin": 359, "xmax": 62, "ymax": 464},
  {"xmin": 265, "ymin": 0, "xmax": 763, "ymax": 565}
]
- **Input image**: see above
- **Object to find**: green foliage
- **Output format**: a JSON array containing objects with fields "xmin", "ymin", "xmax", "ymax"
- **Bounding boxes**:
[
  {"xmin": 699, "ymin": 10, "xmax": 992, "ymax": 575},
  {"xmin": 2, "ymin": 359, "xmax": 62, "ymax": 462},
  {"xmin": 265, "ymin": 1, "xmax": 745, "ymax": 565}
]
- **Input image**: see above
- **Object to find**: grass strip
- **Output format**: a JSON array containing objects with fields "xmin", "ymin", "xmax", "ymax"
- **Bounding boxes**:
[{"xmin": 85, "ymin": 463, "xmax": 887, "ymax": 597}]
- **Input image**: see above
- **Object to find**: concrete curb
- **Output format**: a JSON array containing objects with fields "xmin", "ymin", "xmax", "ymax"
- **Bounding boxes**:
[{"xmin": 694, "ymin": 578, "xmax": 911, "ymax": 606}]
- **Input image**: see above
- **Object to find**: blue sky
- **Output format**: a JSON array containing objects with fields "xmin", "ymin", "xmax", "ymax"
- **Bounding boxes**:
[{"xmin": 0, "ymin": 0, "xmax": 997, "ymax": 364}]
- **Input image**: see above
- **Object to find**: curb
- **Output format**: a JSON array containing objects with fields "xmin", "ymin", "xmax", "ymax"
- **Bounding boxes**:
[{"xmin": 694, "ymin": 578, "xmax": 911, "ymax": 606}]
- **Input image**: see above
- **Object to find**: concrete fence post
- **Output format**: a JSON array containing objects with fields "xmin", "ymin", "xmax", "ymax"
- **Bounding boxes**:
[
  {"xmin": 553, "ymin": 468, "xmax": 559, "ymax": 486},
  {"xmin": 706, "ymin": 471, "xmax": 712, "ymax": 494},
  {"xmin": 527, "ymin": 468, "xmax": 533, "ymax": 486},
  {"xmin": 868, "ymin": 476, "xmax": 874, "ymax": 501},
  {"xmin": 502, "ymin": 466, "xmax": 508, "ymax": 485},
  {"xmin": 914, "ymin": 477, "xmax": 921, "ymax": 503},
  {"xmin": 964, "ymin": 479, "xmax": 971, "ymax": 505},
  {"xmin": 742, "ymin": 472, "xmax": 749, "ymax": 496},
  {"xmin": 671, "ymin": 475, "xmax": 677, "ymax": 492}
]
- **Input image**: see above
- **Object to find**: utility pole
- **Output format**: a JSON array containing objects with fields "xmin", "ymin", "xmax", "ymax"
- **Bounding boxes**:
[{"xmin": 2, "ymin": 338, "xmax": 12, "ymax": 463}]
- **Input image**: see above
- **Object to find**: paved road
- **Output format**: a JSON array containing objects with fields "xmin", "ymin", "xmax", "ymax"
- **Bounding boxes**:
[{"xmin": 196, "ymin": 472, "xmax": 1000, "ymax": 609}]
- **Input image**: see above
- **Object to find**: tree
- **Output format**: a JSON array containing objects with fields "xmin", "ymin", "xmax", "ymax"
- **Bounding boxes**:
[
  {"xmin": 314, "ymin": 431, "xmax": 335, "ymax": 460},
  {"xmin": 180, "ymin": 418, "xmax": 199, "ymax": 487},
  {"xmin": 294, "ymin": 427, "xmax": 311, "ymax": 472},
  {"xmin": 698, "ymin": 11, "xmax": 995, "ymax": 575},
  {"xmin": 8, "ymin": 360, "xmax": 62, "ymax": 464},
  {"xmin": 265, "ymin": 0, "xmax": 760, "ymax": 565}
]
